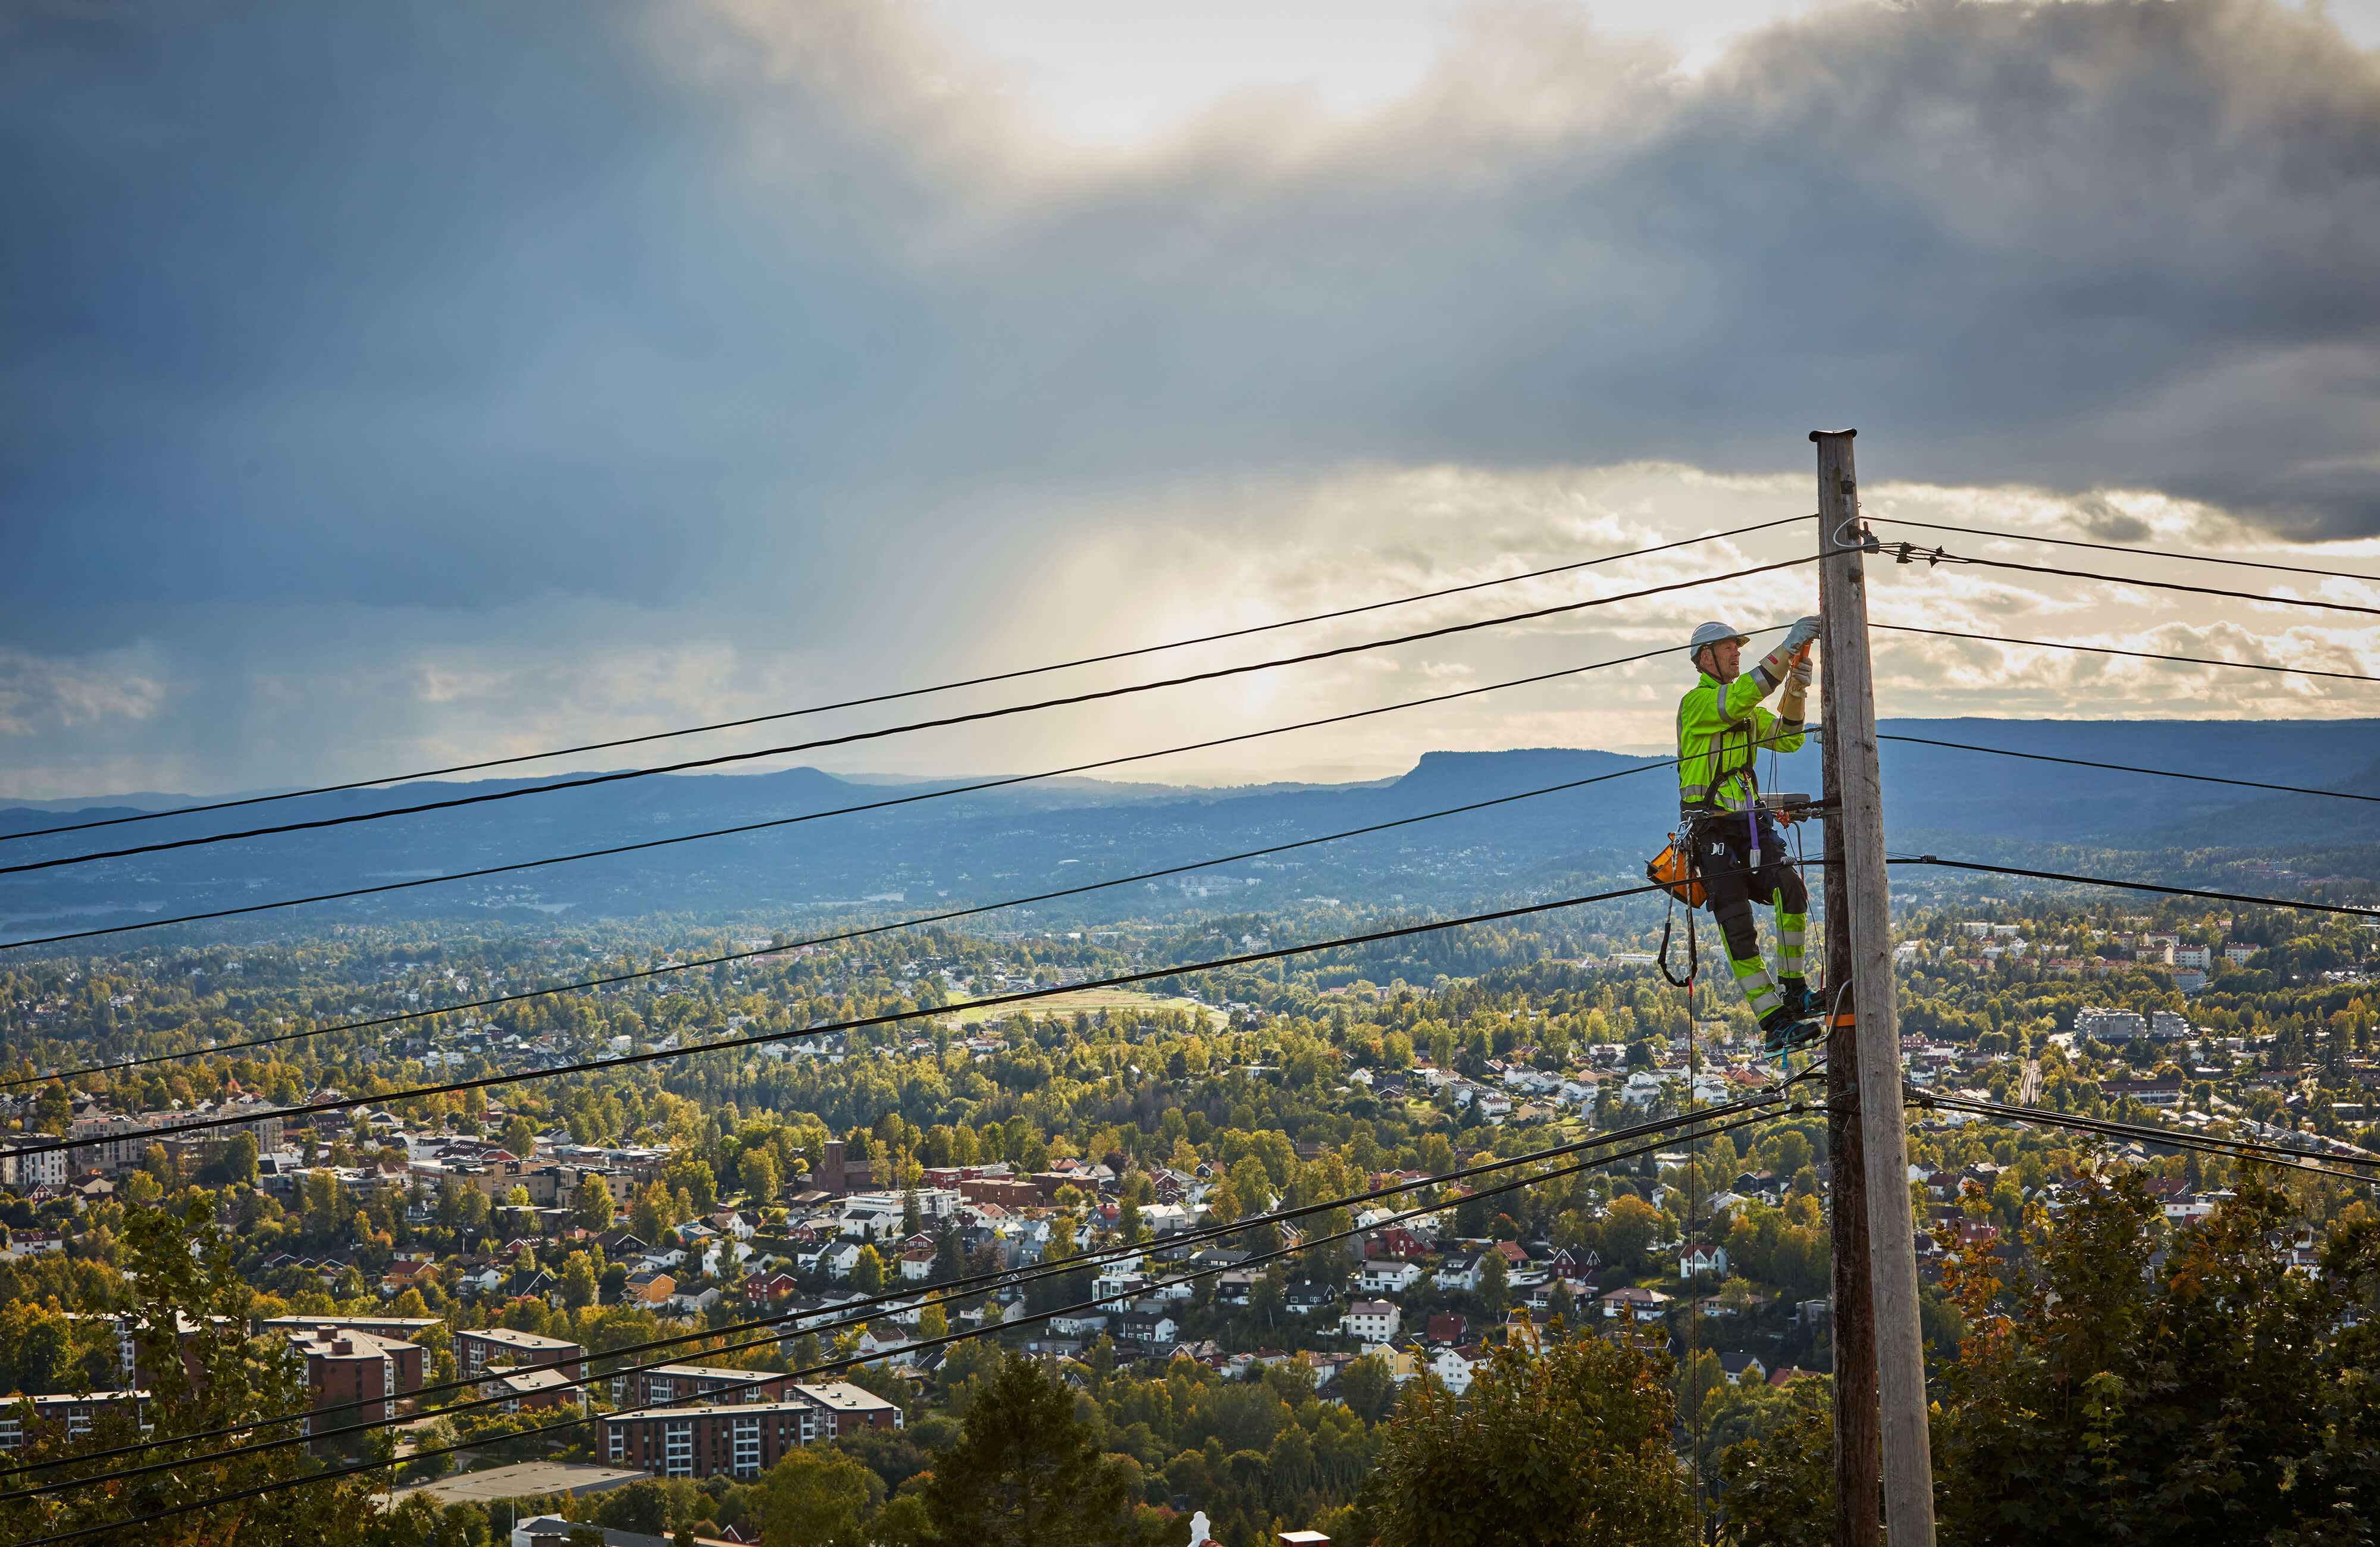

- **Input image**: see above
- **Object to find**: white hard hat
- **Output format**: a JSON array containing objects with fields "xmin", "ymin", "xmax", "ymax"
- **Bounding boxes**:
[{"xmin": 1687, "ymin": 621, "xmax": 1749, "ymax": 652}]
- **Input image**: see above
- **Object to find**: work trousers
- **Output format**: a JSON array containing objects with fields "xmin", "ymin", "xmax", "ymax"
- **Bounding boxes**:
[{"xmin": 1692, "ymin": 811, "xmax": 1808, "ymax": 1020}]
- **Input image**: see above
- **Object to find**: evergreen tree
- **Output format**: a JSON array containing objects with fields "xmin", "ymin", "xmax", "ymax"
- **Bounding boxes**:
[{"xmin": 922, "ymin": 1354, "xmax": 1130, "ymax": 1547}]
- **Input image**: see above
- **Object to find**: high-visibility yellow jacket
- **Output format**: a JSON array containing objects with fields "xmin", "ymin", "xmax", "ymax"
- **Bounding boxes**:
[{"xmin": 1676, "ymin": 669, "xmax": 1806, "ymax": 813}]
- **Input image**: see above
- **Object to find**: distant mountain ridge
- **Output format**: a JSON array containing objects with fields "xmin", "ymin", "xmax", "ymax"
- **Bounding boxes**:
[{"xmin": 5, "ymin": 719, "xmax": 2376, "ymax": 945}]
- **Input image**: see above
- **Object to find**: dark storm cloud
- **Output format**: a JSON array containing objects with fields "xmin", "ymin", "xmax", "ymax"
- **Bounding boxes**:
[{"xmin": 4, "ymin": 0, "xmax": 2379, "ymax": 793}]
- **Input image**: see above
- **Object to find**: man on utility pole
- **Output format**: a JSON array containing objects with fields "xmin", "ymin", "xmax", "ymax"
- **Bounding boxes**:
[
  {"xmin": 1813, "ymin": 429, "xmax": 1935, "ymax": 1546},
  {"xmin": 1674, "ymin": 617, "xmax": 1824, "ymax": 1055}
]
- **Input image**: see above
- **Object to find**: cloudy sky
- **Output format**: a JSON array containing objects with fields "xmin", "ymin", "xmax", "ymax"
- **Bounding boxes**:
[{"xmin": 6, "ymin": 0, "xmax": 2380, "ymax": 800}]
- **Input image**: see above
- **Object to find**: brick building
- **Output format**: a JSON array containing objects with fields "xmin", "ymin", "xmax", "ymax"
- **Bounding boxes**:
[
  {"xmin": 258, "ymin": 1313, "xmax": 444, "ymax": 1344},
  {"xmin": 480, "ymin": 1365, "xmax": 583, "ymax": 1413},
  {"xmin": 455, "ymin": 1327, "xmax": 583, "ymax": 1380},
  {"xmin": 281, "ymin": 1326, "xmax": 425, "ymax": 1445},
  {"xmin": 603, "ymin": 1383, "xmax": 900, "ymax": 1480},
  {"xmin": 958, "ymin": 1178, "xmax": 1041, "ymax": 1209},
  {"xmin": 816, "ymin": 1141, "xmax": 874, "ymax": 1198},
  {"xmin": 610, "ymin": 1362, "xmax": 791, "ymax": 1409},
  {"xmin": 0, "ymin": 1391, "xmax": 149, "ymax": 1452}
]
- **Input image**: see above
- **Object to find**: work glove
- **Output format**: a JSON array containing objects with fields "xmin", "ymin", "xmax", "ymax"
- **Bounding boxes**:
[
  {"xmin": 1783, "ymin": 615, "xmax": 1821, "ymax": 652},
  {"xmin": 1787, "ymin": 652, "xmax": 1812, "ymax": 691},
  {"xmin": 1755, "ymin": 637, "xmax": 1812, "ymax": 694}
]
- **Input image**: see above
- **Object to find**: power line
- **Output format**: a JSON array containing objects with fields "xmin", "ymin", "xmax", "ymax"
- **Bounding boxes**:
[
  {"xmin": 27, "ymin": 882, "xmax": 1680, "ymax": 1159},
  {"xmin": 1, "ymin": 1094, "xmax": 1783, "ymax": 1492},
  {"xmin": 4, "ymin": 627, "xmax": 1775, "ymax": 951},
  {"xmin": 11, "ymin": 1106, "xmax": 1790, "ymax": 1543},
  {"xmin": 1862, "ymin": 516, "xmax": 2380, "ymax": 588},
  {"xmin": 4, "ymin": 518, "xmax": 1809, "ymax": 845},
  {"xmin": 1877, "ymin": 734, "xmax": 2380, "ymax": 806},
  {"xmin": 1892, "ymin": 855, "xmax": 2380, "ymax": 918},
  {"xmin": 1902, "ymin": 546, "xmax": 2380, "ymax": 622},
  {"xmin": 1871, "ymin": 623, "xmax": 2380, "ymax": 687},
  {"xmin": 3, "ymin": 739, "xmax": 1707, "ymax": 1085},
  {"xmin": 1914, "ymin": 1089, "xmax": 2378, "ymax": 1180},
  {"xmin": 5, "ymin": 555, "xmax": 1820, "ymax": 877}
]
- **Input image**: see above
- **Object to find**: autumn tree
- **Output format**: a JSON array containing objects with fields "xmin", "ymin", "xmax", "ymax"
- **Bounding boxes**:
[
  {"xmin": 0, "ymin": 1199, "xmax": 388, "ymax": 1543},
  {"xmin": 571, "ymin": 1176, "xmax": 616, "ymax": 1232},
  {"xmin": 1930, "ymin": 1165, "xmax": 2380, "ymax": 1545},
  {"xmin": 1366, "ymin": 1327, "xmax": 1691, "ymax": 1547}
]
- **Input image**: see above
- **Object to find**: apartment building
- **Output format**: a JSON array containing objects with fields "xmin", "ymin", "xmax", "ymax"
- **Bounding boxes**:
[
  {"xmin": 610, "ymin": 1362, "xmax": 791, "ymax": 1409},
  {"xmin": 0, "ymin": 1391, "xmax": 149, "ymax": 1452},
  {"xmin": 603, "ymin": 1383, "xmax": 901, "ymax": 1480},
  {"xmin": 455, "ymin": 1327, "xmax": 583, "ymax": 1381},
  {"xmin": 281, "ymin": 1326, "xmax": 425, "ymax": 1444}
]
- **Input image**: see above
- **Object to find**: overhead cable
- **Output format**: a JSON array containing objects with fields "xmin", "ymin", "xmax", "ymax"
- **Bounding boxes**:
[
  {"xmin": 1871, "ymin": 623, "xmax": 2380, "ymax": 687},
  {"xmin": 1862, "ymin": 515, "xmax": 2380, "ymax": 587},
  {"xmin": 1914, "ymin": 1089, "xmax": 2377, "ymax": 1179},
  {"xmin": 11, "ymin": 1107, "xmax": 1789, "ymax": 1544},
  {"xmin": 1, "ymin": 1095, "xmax": 1781, "ymax": 1491},
  {"xmin": 5, "ymin": 555, "xmax": 1821, "ymax": 876},
  {"xmin": 3, "ymin": 517, "xmax": 1809, "ymax": 844},
  {"xmin": 1896, "ymin": 545, "xmax": 2380, "ymax": 622},
  {"xmin": 1892, "ymin": 855, "xmax": 2380, "ymax": 918},
  {"xmin": 6, "ymin": 726, "xmax": 1758, "ymax": 1082},
  {"xmin": 4, "ymin": 627, "xmax": 1788, "ymax": 951},
  {"xmin": 28, "ymin": 882, "xmax": 1680, "ymax": 1158},
  {"xmin": 1878, "ymin": 734, "xmax": 2380, "ymax": 806}
]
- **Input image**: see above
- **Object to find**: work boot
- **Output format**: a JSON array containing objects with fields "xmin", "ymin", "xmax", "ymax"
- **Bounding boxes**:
[
  {"xmin": 1775, "ymin": 976, "xmax": 1818, "ymax": 1020},
  {"xmin": 1759, "ymin": 1006, "xmax": 1821, "ymax": 1060}
]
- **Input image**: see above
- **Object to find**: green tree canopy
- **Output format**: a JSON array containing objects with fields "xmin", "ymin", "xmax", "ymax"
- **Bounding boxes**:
[
  {"xmin": 1366, "ymin": 1329, "xmax": 1692, "ymax": 1547},
  {"xmin": 571, "ymin": 1175, "xmax": 616, "ymax": 1232},
  {"xmin": 922, "ymin": 1353, "xmax": 1130, "ymax": 1547},
  {"xmin": 1932, "ymin": 1165, "xmax": 2380, "ymax": 1545},
  {"xmin": 762, "ymin": 1442, "xmax": 881, "ymax": 1547}
]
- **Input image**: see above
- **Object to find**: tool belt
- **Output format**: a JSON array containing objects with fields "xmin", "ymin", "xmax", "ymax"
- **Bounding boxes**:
[{"xmin": 1646, "ymin": 821, "xmax": 1706, "ymax": 910}]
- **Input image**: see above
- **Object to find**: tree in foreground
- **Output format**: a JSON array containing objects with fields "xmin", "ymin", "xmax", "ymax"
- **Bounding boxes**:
[
  {"xmin": 1930, "ymin": 1164, "xmax": 2380, "ymax": 1546},
  {"xmin": 762, "ymin": 1445, "xmax": 882, "ymax": 1547},
  {"xmin": 920, "ymin": 1353, "xmax": 1140, "ymax": 1547},
  {"xmin": 0, "ymin": 1197, "xmax": 389, "ymax": 1545},
  {"xmin": 1715, "ymin": 1378, "xmax": 1834, "ymax": 1547},
  {"xmin": 1365, "ymin": 1325, "xmax": 1693, "ymax": 1547}
]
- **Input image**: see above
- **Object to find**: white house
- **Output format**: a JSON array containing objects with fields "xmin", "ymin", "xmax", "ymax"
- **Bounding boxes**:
[
  {"xmin": 1433, "ymin": 1254, "xmax": 1482, "ymax": 1293},
  {"xmin": 1600, "ymin": 1286, "xmax": 1671, "ymax": 1322},
  {"xmin": 1140, "ymin": 1203, "xmax": 1195, "ymax": 1236},
  {"xmin": 1429, "ymin": 1345, "xmax": 1486, "ymax": 1394},
  {"xmin": 1341, "ymin": 1300, "xmax": 1401, "ymax": 1346},
  {"xmin": 811, "ymin": 1241, "xmax": 864, "ymax": 1279},
  {"xmin": 840, "ymin": 1205, "xmax": 906, "ymax": 1242},
  {"xmin": 1092, "ymin": 1253, "xmax": 1145, "ymax": 1297},
  {"xmin": 0, "ymin": 1227, "xmax": 64, "ymax": 1258},
  {"xmin": 1679, "ymin": 1243, "xmax": 1728, "ymax": 1279},
  {"xmin": 1359, "ymin": 1261, "xmax": 1423, "ymax": 1294}
]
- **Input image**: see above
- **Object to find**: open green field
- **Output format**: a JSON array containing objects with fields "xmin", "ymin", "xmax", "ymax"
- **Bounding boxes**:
[{"xmin": 947, "ymin": 987, "xmax": 1227, "ymax": 1029}]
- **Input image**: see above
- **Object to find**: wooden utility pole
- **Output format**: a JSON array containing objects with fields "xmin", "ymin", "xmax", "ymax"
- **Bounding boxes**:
[
  {"xmin": 1812, "ymin": 429, "xmax": 1935, "ymax": 1545},
  {"xmin": 1819, "ymin": 522, "xmax": 1881, "ymax": 1547}
]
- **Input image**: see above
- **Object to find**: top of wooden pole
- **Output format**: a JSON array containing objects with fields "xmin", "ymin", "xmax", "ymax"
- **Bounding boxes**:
[{"xmin": 1808, "ymin": 428, "xmax": 1858, "ymax": 441}]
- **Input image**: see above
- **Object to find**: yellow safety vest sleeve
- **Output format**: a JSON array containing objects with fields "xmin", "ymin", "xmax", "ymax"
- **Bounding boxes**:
[{"xmin": 1676, "ymin": 671, "xmax": 1806, "ymax": 812}]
